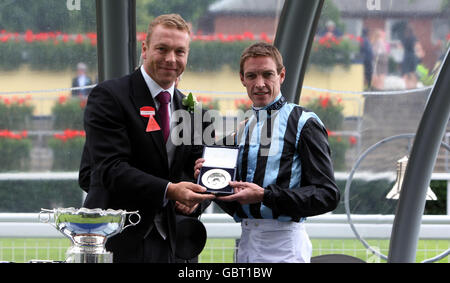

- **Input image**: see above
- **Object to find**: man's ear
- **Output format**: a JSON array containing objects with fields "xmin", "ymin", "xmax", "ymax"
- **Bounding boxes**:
[
  {"xmin": 141, "ymin": 41, "xmax": 147, "ymax": 61},
  {"xmin": 240, "ymin": 73, "xmax": 245, "ymax": 87},
  {"xmin": 279, "ymin": 67, "xmax": 286, "ymax": 84}
]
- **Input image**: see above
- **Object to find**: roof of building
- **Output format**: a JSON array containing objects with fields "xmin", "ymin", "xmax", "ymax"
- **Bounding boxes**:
[
  {"xmin": 335, "ymin": 0, "xmax": 446, "ymax": 16},
  {"xmin": 208, "ymin": 0, "xmax": 284, "ymax": 15},
  {"xmin": 208, "ymin": 0, "xmax": 447, "ymax": 16}
]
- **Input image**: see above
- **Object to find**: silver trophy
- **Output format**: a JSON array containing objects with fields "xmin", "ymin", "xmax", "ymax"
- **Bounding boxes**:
[{"xmin": 39, "ymin": 207, "xmax": 140, "ymax": 263}]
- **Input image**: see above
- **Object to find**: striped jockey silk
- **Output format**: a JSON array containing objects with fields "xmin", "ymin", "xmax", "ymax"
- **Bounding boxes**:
[{"xmin": 234, "ymin": 94, "xmax": 324, "ymax": 223}]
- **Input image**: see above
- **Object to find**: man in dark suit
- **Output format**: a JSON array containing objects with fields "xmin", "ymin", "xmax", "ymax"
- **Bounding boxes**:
[
  {"xmin": 78, "ymin": 14, "xmax": 215, "ymax": 263},
  {"xmin": 71, "ymin": 62, "xmax": 93, "ymax": 97}
]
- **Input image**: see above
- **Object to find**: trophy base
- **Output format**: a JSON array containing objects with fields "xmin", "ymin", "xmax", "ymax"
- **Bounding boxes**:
[{"xmin": 66, "ymin": 249, "xmax": 113, "ymax": 263}]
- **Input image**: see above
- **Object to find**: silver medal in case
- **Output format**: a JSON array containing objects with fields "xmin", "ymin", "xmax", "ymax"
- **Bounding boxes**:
[{"xmin": 201, "ymin": 168, "xmax": 232, "ymax": 190}]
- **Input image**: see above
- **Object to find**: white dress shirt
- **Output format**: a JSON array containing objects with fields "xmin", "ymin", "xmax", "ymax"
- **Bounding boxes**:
[
  {"xmin": 140, "ymin": 65, "xmax": 175, "ymax": 122},
  {"xmin": 140, "ymin": 65, "xmax": 177, "ymax": 208}
]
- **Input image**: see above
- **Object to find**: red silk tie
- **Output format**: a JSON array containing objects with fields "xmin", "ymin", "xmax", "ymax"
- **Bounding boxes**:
[{"xmin": 156, "ymin": 91, "xmax": 170, "ymax": 143}]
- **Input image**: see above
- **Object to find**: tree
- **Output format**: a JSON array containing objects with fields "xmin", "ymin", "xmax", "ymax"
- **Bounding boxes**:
[
  {"xmin": 442, "ymin": 0, "xmax": 450, "ymax": 12},
  {"xmin": 317, "ymin": 0, "xmax": 345, "ymax": 35},
  {"xmin": 144, "ymin": 0, "xmax": 216, "ymax": 31},
  {"xmin": 0, "ymin": 0, "xmax": 96, "ymax": 33}
]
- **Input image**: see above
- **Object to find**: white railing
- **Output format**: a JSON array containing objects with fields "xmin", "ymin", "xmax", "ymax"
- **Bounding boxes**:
[
  {"xmin": 1, "ymin": 213, "xmax": 449, "ymax": 240},
  {"xmin": 0, "ymin": 171, "xmax": 449, "ymax": 239},
  {"xmin": 1, "ymin": 171, "xmax": 449, "ymax": 214}
]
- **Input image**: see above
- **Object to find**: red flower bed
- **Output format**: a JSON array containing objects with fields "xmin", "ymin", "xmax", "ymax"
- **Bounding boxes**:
[
  {"xmin": 0, "ymin": 129, "xmax": 28, "ymax": 140},
  {"xmin": 0, "ymin": 30, "xmax": 274, "ymax": 45},
  {"xmin": 53, "ymin": 129, "xmax": 86, "ymax": 143}
]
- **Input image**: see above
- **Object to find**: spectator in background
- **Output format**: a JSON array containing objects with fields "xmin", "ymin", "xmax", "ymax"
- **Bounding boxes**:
[
  {"xmin": 71, "ymin": 62, "xmax": 93, "ymax": 97},
  {"xmin": 401, "ymin": 27, "xmax": 418, "ymax": 89},
  {"xmin": 319, "ymin": 20, "xmax": 343, "ymax": 38},
  {"xmin": 360, "ymin": 28, "xmax": 373, "ymax": 90},
  {"xmin": 372, "ymin": 29, "xmax": 389, "ymax": 90},
  {"xmin": 414, "ymin": 40, "xmax": 425, "ymax": 65}
]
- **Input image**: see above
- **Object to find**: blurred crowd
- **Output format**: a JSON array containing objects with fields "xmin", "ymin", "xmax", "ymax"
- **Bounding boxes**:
[{"xmin": 358, "ymin": 24, "xmax": 447, "ymax": 91}]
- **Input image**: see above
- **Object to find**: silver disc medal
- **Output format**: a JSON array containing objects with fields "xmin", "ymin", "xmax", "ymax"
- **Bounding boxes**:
[{"xmin": 202, "ymin": 169, "xmax": 231, "ymax": 190}]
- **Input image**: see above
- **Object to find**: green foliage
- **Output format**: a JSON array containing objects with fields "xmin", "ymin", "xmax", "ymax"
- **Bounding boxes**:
[
  {"xmin": 305, "ymin": 96, "xmax": 344, "ymax": 131},
  {"xmin": 441, "ymin": 0, "xmax": 450, "ymax": 11},
  {"xmin": 0, "ymin": 41, "xmax": 24, "ymax": 71},
  {"xmin": 49, "ymin": 96, "xmax": 86, "ymax": 171},
  {"xmin": 0, "ymin": 180, "xmax": 83, "ymax": 212},
  {"xmin": 310, "ymin": 36, "xmax": 359, "ymax": 69},
  {"xmin": 144, "ymin": 0, "xmax": 216, "ymax": 29},
  {"xmin": 0, "ymin": 40, "xmax": 98, "ymax": 71},
  {"xmin": 0, "ymin": 39, "xmax": 250, "ymax": 72},
  {"xmin": 28, "ymin": 41, "xmax": 98, "ymax": 71},
  {"xmin": 305, "ymin": 96, "xmax": 349, "ymax": 170},
  {"xmin": 48, "ymin": 136, "xmax": 85, "ymax": 171},
  {"xmin": 0, "ymin": 0, "xmax": 96, "ymax": 33},
  {"xmin": 0, "ymin": 36, "xmax": 358, "ymax": 73},
  {"xmin": 0, "ymin": 98, "xmax": 34, "ymax": 130},
  {"xmin": 333, "ymin": 178, "xmax": 447, "ymax": 215},
  {"xmin": 317, "ymin": 0, "xmax": 346, "ymax": 33},
  {"xmin": 48, "ymin": 130, "xmax": 85, "ymax": 171},
  {"xmin": 196, "ymin": 96, "xmax": 220, "ymax": 110},
  {"xmin": 234, "ymin": 98, "xmax": 253, "ymax": 112},
  {"xmin": 187, "ymin": 40, "xmax": 250, "ymax": 72},
  {"xmin": 328, "ymin": 136, "xmax": 349, "ymax": 171},
  {"xmin": 51, "ymin": 97, "xmax": 85, "ymax": 130},
  {"xmin": 182, "ymin": 92, "xmax": 197, "ymax": 112},
  {"xmin": 416, "ymin": 64, "xmax": 435, "ymax": 86},
  {"xmin": 0, "ymin": 133, "xmax": 31, "ymax": 172},
  {"xmin": 424, "ymin": 181, "xmax": 448, "ymax": 215},
  {"xmin": 0, "ymin": 237, "xmax": 448, "ymax": 263}
]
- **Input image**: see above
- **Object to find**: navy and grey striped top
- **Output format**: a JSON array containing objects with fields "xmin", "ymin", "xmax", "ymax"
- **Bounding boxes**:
[{"xmin": 222, "ymin": 94, "xmax": 340, "ymax": 223}]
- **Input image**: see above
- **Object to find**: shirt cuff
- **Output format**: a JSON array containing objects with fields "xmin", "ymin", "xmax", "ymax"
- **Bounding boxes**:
[
  {"xmin": 163, "ymin": 182, "xmax": 170, "ymax": 207},
  {"xmin": 262, "ymin": 188, "xmax": 273, "ymax": 207}
]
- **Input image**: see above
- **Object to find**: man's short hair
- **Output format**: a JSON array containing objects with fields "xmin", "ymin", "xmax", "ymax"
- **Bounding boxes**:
[
  {"xmin": 240, "ymin": 42, "xmax": 285, "ymax": 75},
  {"xmin": 146, "ymin": 14, "xmax": 191, "ymax": 44},
  {"xmin": 77, "ymin": 62, "xmax": 87, "ymax": 71}
]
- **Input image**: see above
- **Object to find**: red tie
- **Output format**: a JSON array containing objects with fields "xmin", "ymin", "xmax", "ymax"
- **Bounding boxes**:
[{"xmin": 156, "ymin": 91, "xmax": 170, "ymax": 143}]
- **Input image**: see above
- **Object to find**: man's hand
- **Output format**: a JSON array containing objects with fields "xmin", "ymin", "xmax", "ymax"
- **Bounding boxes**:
[
  {"xmin": 217, "ymin": 181, "xmax": 264, "ymax": 205},
  {"xmin": 166, "ymin": 181, "xmax": 215, "ymax": 208},
  {"xmin": 194, "ymin": 158, "xmax": 205, "ymax": 179}
]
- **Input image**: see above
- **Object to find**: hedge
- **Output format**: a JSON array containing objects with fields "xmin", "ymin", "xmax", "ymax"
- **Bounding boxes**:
[
  {"xmin": 51, "ymin": 97, "xmax": 85, "ymax": 130},
  {"xmin": 0, "ymin": 180, "xmax": 83, "ymax": 213},
  {"xmin": 0, "ymin": 40, "xmax": 251, "ymax": 72},
  {"xmin": 0, "ymin": 131, "xmax": 31, "ymax": 172},
  {"xmin": 48, "ymin": 134, "xmax": 85, "ymax": 171},
  {"xmin": 0, "ymin": 178, "xmax": 446, "ymax": 214},
  {"xmin": 187, "ymin": 40, "xmax": 250, "ymax": 72},
  {"xmin": 0, "ymin": 98, "xmax": 34, "ymax": 130},
  {"xmin": 0, "ymin": 41, "xmax": 97, "ymax": 72},
  {"xmin": 334, "ymin": 179, "xmax": 447, "ymax": 215}
]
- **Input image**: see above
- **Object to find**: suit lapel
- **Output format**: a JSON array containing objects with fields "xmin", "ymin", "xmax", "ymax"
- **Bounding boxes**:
[
  {"xmin": 169, "ymin": 90, "xmax": 188, "ymax": 177},
  {"xmin": 172, "ymin": 89, "xmax": 185, "ymax": 111},
  {"xmin": 129, "ymin": 69, "xmax": 169, "ymax": 170}
]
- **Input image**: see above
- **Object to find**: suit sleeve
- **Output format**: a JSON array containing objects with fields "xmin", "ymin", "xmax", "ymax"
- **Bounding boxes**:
[
  {"xmin": 262, "ymin": 118, "xmax": 340, "ymax": 218},
  {"xmin": 84, "ymin": 84, "xmax": 168, "ymax": 208}
]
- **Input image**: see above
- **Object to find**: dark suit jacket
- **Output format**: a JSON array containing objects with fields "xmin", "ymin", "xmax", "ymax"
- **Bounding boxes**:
[{"xmin": 78, "ymin": 69, "xmax": 212, "ymax": 262}]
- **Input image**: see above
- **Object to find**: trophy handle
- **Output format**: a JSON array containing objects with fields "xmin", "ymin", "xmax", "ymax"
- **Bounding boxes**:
[
  {"xmin": 38, "ymin": 209, "xmax": 56, "ymax": 227},
  {"xmin": 122, "ymin": 211, "xmax": 141, "ymax": 231}
]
